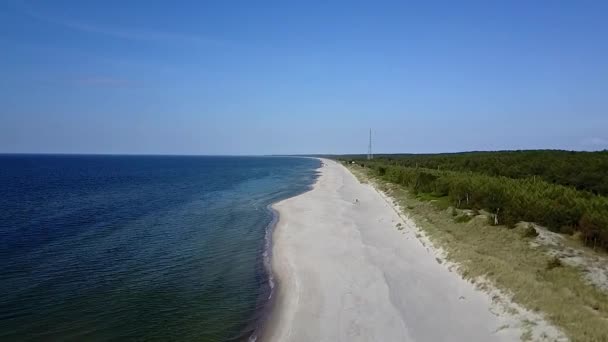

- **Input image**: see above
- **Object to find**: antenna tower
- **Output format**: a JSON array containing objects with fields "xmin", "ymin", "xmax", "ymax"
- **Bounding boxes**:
[{"xmin": 367, "ymin": 129, "xmax": 373, "ymax": 160}]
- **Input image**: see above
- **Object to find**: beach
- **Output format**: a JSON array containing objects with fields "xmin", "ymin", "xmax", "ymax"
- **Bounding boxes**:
[{"xmin": 263, "ymin": 158, "xmax": 539, "ymax": 342}]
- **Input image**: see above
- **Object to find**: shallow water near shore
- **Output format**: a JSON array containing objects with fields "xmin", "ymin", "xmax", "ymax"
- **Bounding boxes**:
[{"xmin": 0, "ymin": 155, "xmax": 319, "ymax": 341}]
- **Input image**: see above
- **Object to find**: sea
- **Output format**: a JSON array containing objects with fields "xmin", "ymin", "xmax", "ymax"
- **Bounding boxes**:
[{"xmin": 0, "ymin": 155, "xmax": 320, "ymax": 341}]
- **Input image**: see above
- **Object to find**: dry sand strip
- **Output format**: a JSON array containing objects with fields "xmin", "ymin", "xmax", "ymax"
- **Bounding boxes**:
[{"xmin": 262, "ymin": 158, "xmax": 561, "ymax": 342}]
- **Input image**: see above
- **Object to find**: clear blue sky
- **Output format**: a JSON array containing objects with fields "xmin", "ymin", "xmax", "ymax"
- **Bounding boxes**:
[{"xmin": 1, "ymin": 0, "xmax": 607, "ymax": 154}]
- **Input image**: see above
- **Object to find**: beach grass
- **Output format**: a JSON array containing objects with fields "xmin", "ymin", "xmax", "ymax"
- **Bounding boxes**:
[{"xmin": 347, "ymin": 164, "xmax": 608, "ymax": 342}]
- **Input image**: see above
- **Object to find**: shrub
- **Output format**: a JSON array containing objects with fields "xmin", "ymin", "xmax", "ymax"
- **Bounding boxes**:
[
  {"xmin": 454, "ymin": 214, "xmax": 473, "ymax": 223},
  {"xmin": 523, "ymin": 224, "xmax": 539, "ymax": 238},
  {"xmin": 546, "ymin": 256, "xmax": 563, "ymax": 270}
]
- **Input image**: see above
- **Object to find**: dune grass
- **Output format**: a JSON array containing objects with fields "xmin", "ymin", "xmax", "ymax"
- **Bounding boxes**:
[{"xmin": 348, "ymin": 164, "xmax": 608, "ymax": 342}]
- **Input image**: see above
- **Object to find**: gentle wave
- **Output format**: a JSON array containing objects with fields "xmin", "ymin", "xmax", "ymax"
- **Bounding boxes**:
[{"xmin": 0, "ymin": 155, "xmax": 320, "ymax": 341}]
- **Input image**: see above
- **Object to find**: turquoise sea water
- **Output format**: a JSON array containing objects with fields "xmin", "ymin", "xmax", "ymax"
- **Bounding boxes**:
[{"xmin": 0, "ymin": 155, "xmax": 320, "ymax": 341}]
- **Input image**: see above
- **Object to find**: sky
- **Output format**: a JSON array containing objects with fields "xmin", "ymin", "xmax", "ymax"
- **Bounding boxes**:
[{"xmin": 1, "ymin": 0, "xmax": 607, "ymax": 155}]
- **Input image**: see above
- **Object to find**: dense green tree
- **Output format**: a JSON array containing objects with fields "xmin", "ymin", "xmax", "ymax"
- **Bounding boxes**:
[
  {"xmin": 342, "ymin": 151, "xmax": 608, "ymax": 250},
  {"xmin": 367, "ymin": 150, "xmax": 608, "ymax": 195}
]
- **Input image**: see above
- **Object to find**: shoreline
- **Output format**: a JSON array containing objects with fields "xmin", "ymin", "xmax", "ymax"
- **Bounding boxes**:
[
  {"xmin": 260, "ymin": 158, "xmax": 562, "ymax": 341},
  {"xmin": 256, "ymin": 163, "xmax": 324, "ymax": 341},
  {"xmin": 251, "ymin": 159, "xmax": 323, "ymax": 342},
  {"xmin": 245, "ymin": 204, "xmax": 279, "ymax": 342}
]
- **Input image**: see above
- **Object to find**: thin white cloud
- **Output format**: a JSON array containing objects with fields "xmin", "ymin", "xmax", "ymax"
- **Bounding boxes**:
[
  {"xmin": 51, "ymin": 19, "xmax": 228, "ymax": 46},
  {"xmin": 19, "ymin": 4, "xmax": 231, "ymax": 47},
  {"xmin": 73, "ymin": 77, "xmax": 133, "ymax": 87}
]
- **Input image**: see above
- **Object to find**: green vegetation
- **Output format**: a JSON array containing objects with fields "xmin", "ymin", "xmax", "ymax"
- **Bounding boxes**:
[
  {"xmin": 343, "ymin": 150, "xmax": 608, "ymax": 251},
  {"xmin": 522, "ymin": 224, "xmax": 540, "ymax": 238},
  {"xmin": 347, "ymin": 164, "xmax": 608, "ymax": 342},
  {"xmin": 454, "ymin": 214, "xmax": 473, "ymax": 223},
  {"xmin": 368, "ymin": 150, "xmax": 608, "ymax": 195}
]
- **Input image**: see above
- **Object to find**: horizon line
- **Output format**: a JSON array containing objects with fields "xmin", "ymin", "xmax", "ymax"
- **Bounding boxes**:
[{"xmin": 1, "ymin": 148, "xmax": 606, "ymax": 157}]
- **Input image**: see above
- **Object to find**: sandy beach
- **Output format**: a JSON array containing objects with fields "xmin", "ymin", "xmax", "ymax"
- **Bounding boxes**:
[{"xmin": 262, "ymin": 158, "xmax": 553, "ymax": 342}]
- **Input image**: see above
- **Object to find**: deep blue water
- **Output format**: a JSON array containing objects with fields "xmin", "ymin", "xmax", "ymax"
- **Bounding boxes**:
[{"xmin": 0, "ymin": 155, "xmax": 320, "ymax": 341}]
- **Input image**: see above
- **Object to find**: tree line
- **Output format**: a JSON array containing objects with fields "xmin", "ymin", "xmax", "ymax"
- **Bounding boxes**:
[
  {"xmin": 368, "ymin": 150, "xmax": 608, "ymax": 196},
  {"xmin": 343, "ymin": 150, "xmax": 608, "ymax": 251}
]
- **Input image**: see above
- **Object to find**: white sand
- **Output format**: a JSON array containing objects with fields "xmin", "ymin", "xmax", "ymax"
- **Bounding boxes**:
[{"xmin": 263, "ymin": 159, "xmax": 555, "ymax": 342}]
